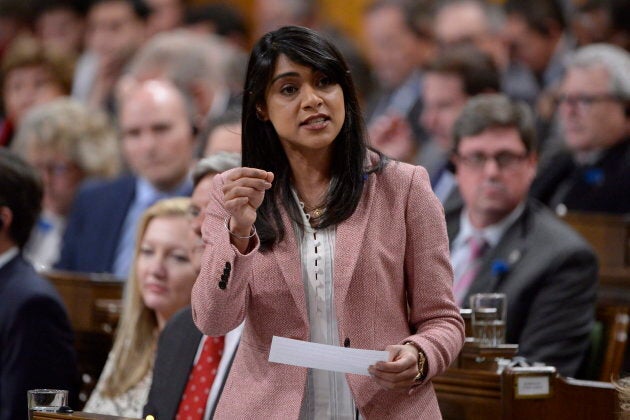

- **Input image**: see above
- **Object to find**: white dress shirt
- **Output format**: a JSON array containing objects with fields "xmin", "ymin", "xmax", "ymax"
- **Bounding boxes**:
[
  {"xmin": 292, "ymin": 192, "xmax": 356, "ymax": 420},
  {"xmin": 450, "ymin": 203, "xmax": 525, "ymax": 305}
]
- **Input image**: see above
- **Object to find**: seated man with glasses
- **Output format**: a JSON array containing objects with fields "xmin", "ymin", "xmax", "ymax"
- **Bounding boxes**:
[
  {"xmin": 530, "ymin": 43, "xmax": 630, "ymax": 214},
  {"xmin": 446, "ymin": 94, "xmax": 597, "ymax": 378}
]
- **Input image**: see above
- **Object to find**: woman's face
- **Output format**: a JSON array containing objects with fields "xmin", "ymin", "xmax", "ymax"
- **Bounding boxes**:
[
  {"xmin": 3, "ymin": 65, "xmax": 65, "ymax": 124},
  {"xmin": 27, "ymin": 146, "xmax": 85, "ymax": 217},
  {"xmin": 136, "ymin": 215, "xmax": 197, "ymax": 326},
  {"xmin": 261, "ymin": 54, "xmax": 345, "ymax": 157}
]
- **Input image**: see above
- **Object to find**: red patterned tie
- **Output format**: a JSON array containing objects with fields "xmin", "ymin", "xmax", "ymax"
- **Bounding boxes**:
[
  {"xmin": 453, "ymin": 236, "xmax": 488, "ymax": 306},
  {"xmin": 175, "ymin": 336, "xmax": 225, "ymax": 420}
]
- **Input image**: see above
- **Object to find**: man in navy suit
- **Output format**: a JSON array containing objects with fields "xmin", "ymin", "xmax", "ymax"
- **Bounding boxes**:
[
  {"xmin": 530, "ymin": 44, "xmax": 630, "ymax": 215},
  {"xmin": 144, "ymin": 153, "xmax": 242, "ymax": 420},
  {"xmin": 56, "ymin": 79, "xmax": 196, "ymax": 279},
  {"xmin": 0, "ymin": 150, "xmax": 78, "ymax": 420},
  {"xmin": 446, "ymin": 95, "xmax": 597, "ymax": 377}
]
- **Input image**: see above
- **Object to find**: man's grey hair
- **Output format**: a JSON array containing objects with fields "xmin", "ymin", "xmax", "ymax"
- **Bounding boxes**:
[
  {"xmin": 192, "ymin": 152, "xmax": 241, "ymax": 186},
  {"xmin": 436, "ymin": 0, "xmax": 506, "ymax": 35},
  {"xmin": 452, "ymin": 94, "xmax": 537, "ymax": 153},
  {"xmin": 127, "ymin": 30, "xmax": 236, "ymax": 100},
  {"xmin": 565, "ymin": 43, "xmax": 630, "ymax": 100}
]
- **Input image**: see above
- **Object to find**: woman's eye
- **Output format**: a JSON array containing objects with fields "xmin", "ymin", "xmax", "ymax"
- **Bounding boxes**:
[
  {"xmin": 280, "ymin": 85, "xmax": 298, "ymax": 95},
  {"xmin": 172, "ymin": 253, "xmax": 190, "ymax": 263},
  {"xmin": 318, "ymin": 76, "xmax": 332, "ymax": 87},
  {"xmin": 139, "ymin": 247, "xmax": 154, "ymax": 256}
]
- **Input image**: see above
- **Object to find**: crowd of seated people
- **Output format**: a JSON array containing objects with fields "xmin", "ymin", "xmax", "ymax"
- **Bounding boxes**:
[
  {"xmin": 11, "ymin": 98, "xmax": 120, "ymax": 270},
  {"xmin": 0, "ymin": 0, "xmax": 628, "ymax": 416}
]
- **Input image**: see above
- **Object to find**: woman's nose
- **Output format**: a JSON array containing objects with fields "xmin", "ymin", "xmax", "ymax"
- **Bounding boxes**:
[{"xmin": 301, "ymin": 84, "xmax": 323, "ymax": 109}]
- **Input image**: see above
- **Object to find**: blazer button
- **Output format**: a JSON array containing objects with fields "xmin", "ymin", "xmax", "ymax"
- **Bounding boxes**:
[
  {"xmin": 344, "ymin": 337, "xmax": 350, "ymax": 348},
  {"xmin": 221, "ymin": 273, "xmax": 228, "ymax": 281},
  {"xmin": 225, "ymin": 261, "xmax": 231, "ymax": 270},
  {"xmin": 223, "ymin": 267, "xmax": 230, "ymax": 276},
  {"xmin": 218, "ymin": 281, "xmax": 227, "ymax": 290}
]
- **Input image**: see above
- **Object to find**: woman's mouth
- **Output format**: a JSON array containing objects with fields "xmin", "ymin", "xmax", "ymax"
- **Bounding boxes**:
[{"xmin": 301, "ymin": 115, "xmax": 330, "ymax": 129}]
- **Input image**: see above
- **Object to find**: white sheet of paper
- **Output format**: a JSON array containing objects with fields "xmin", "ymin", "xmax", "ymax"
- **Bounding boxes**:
[{"xmin": 268, "ymin": 336, "xmax": 389, "ymax": 376}]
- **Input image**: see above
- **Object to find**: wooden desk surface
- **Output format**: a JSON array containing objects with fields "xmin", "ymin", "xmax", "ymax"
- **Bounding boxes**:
[
  {"xmin": 434, "ymin": 364, "xmax": 618, "ymax": 420},
  {"xmin": 32, "ymin": 412, "xmax": 140, "ymax": 420}
]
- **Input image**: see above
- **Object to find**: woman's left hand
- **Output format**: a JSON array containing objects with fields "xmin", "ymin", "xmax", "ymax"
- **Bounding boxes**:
[{"xmin": 368, "ymin": 344, "xmax": 419, "ymax": 390}]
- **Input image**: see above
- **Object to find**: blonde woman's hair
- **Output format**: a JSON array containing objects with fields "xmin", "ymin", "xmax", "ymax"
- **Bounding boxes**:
[
  {"xmin": 12, "ymin": 98, "xmax": 121, "ymax": 178},
  {"xmin": 101, "ymin": 197, "xmax": 192, "ymax": 397}
]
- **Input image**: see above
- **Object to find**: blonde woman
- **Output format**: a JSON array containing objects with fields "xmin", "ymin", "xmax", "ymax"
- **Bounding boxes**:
[
  {"xmin": 12, "ymin": 98, "xmax": 120, "ymax": 270},
  {"xmin": 84, "ymin": 197, "xmax": 197, "ymax": 417}
]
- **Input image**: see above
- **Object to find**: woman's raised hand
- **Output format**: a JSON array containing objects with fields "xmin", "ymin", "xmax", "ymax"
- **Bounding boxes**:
[{"xmin": 222, "ymin": 167, "xmax": 274, "ymax": 240}]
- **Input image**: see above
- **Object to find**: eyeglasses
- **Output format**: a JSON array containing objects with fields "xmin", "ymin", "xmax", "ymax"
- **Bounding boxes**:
[
  {"xmin": 556, "ymin": 93, "xmax": 621, "ymax": 110},
  {"xmin": 455, "ymin": 151, "xmax": 529, "ymax": 170}
]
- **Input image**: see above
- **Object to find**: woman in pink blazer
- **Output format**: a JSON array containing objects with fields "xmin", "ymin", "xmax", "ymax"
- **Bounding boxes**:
[{"xmin": 192, "ymin": 26, "xmax": 464, "ymax": 419}]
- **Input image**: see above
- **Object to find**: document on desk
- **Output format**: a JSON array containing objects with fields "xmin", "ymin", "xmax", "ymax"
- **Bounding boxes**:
[{"xmin": 268, "ymin": 336, "xmax": 389, "ymax": 376}]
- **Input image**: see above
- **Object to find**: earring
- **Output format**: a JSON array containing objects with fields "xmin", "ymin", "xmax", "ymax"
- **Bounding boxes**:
[{"xmin": 255, "ymin": 105, "xmax": 265, "ymax": 121}]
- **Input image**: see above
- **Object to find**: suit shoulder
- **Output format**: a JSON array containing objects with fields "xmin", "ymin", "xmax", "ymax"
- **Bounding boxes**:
[
  {"xmin": 76, "ymin": 175, "xmax": 135, "ymax": 201},
  {"xmin": 376, "ymin": 160, "xmax": 430, "ymax": 190},
  {"xmin": 2, "ymin": 257, "xmax": 66, "ymax": 313},
  {"xmin": 528, "ymin": 202, "xmax": 594, "ymax": 254},
  {"xmin": 164, "ymin": 306, "xmax": 194, "ymax": 330}
]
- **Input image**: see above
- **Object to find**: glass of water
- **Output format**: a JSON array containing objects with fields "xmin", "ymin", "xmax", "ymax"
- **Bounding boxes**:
[
  {"xmin": 469, "ymin": 293, "xmax": 507, "ymax": 346},
  {"xmin": 27, "ymin": 389, "xmax": 68, "ymax": 420}
]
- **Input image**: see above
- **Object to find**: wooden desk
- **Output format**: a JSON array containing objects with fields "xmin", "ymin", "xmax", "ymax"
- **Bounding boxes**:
[
  {"xmin": 560, "ymin": 211, "xmax": 630, "ymax": 270},
  {"xmin": 42, "ymin": 270, "xmax": 124, "ymax": 408},
  {"xmin": 502, "ymin": 367, "xmax": 617, "ymax": 420},
  {"xmin": 43, "ymin": 270, "xmax": 123, "ymax": 334},
  {"xmin": 32, "ymin": 411, "xmax": 139, "ymax": 420},
  {"xmin": 434, "ymin": 356, "xmax": 619, "ymax": 420}
]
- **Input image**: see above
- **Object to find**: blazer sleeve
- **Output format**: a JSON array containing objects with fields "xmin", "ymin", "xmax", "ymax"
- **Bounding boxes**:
[
  {"xmin": 191, "ymin": 170, "xmax": 259, "ymax": 336},
  {"xmin": 401, "ymin": 166, "xmax": 465, "ymax": 381}
]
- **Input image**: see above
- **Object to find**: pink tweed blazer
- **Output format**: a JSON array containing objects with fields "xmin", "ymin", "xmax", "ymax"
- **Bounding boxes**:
[{"xmin": 191, "ymin": 158, "xmax": 464, "ymax": 419}]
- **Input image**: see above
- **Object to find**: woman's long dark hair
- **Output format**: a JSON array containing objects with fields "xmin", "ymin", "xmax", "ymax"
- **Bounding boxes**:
[{"xmin": 242, "ymin": 26, "xmax": 383, "ymax": 251}]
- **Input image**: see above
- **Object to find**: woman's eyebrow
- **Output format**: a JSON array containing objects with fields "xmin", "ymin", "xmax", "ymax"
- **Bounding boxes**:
[{"xmin": 271, "ymin": 71, "xmax": 300, "ymax": 84}]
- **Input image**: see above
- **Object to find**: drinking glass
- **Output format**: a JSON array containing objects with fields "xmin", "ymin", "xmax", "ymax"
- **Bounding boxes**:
[
  {"xmin": 27, "ymin": 389, "xmax": 68, "ymax": 420},
  {"xmin": 469, "ymin": 293, "xmax": 507, "ymax": 346}
]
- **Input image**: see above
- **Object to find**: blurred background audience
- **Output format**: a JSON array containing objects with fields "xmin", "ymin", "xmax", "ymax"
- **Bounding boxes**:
[
  {"xmin": 11, "ymin": 98, "xmax": 120, "ymax": 270},
  {"xmin": 1, "ymin": 35, "xmax": 73, "ymax": 147},
  {"xmin": 72, "ymin": 0, "xmax": 148, "ymax": 113},
  {"xmin": 56, "ymin": 79, "xmax": 195, "ymax": 279}
]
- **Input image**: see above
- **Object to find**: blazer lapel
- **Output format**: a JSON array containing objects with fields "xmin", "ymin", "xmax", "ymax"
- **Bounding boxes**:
[
  {"xmin": 163, "ymin": 313, "xmax": 203, "ymax": 418},
  {"xmin": 466, "ymin": 214, "xmax": 528, "ymax": 300},
  {"xmin": 272, "ymin": 208, "xmax": 308, "ymax": 324},
  {"xmin": 334, "ymin": 177, "xmax": 375, "ymax": 309}
]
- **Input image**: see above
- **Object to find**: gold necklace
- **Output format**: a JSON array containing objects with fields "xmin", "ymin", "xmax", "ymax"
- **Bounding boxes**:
[
  {"xmin": 309, "ymin": 207, "xmax": 325, "ymax": 219},
  {"xmin": 302, "ymin": 202, "xmax": 325, "ymax": 220}
]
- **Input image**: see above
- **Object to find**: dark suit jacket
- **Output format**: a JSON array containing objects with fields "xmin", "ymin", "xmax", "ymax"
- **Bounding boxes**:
[
  {"xmin": 143, "ymin": 307, "xmax": 202, "ymax": 420},
  {"xmin": 530, "ymin": 137, "xmax": 630, "ymax": 214},
  {"xmin": 142, "ymin": 306, "xmax": 241, "ymax": 420},
  {"xmin": 56, "ymin": 176, "xmax": 136, "ymax": 275},
  {"xmin": 56, "ymin": 176, "xmax": 194, "ymax": 275},
  {"xmin": 446, "ymin": 199, "xmax": 598, "ymax": 377},
  {"xmin": 0, "ymin": 254, "xmax": 78, "ymax": 420}
]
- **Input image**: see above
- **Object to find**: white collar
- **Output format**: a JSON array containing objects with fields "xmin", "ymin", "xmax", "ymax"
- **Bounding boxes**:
[
  {"xmin": 0, "ymin": 246, "xmax": 19, "ymax": 270},
  {"xmin": 454, "ymin": 202, "xmax": 526, "ymax": 249}
]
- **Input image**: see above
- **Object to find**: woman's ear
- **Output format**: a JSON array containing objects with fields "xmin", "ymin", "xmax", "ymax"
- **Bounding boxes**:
[
  {"xmin": 256, "ymin": 104, "xmax": 268, "ymax": 121},
  {"xmin": 0, "ymin": 206, "xmax": 13, "ymax": 232}
]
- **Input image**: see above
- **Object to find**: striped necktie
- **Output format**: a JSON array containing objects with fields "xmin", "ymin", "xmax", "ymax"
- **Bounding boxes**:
[{"xmin": 453, "ymin": 236, "xmax": 488, "ymax": 306}]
